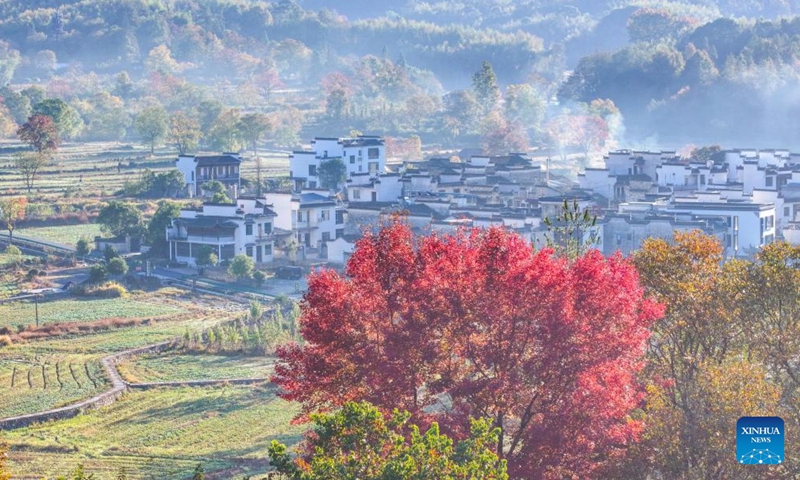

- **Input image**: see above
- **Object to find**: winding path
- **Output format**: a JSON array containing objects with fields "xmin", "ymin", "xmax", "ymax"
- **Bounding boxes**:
[{"xmin": 0, "ymin": 342, "xmax": 272, "ymax": 430}]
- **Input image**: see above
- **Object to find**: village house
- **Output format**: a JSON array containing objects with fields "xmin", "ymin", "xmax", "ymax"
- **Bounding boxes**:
[
  {"xmin": 166, "ymin": 197, "xmax": 277, "ymax": 267},
  {"xmin": 175, "ymin": 153, "xmax": 242, "ymax": 198},
  {"xmin": 289, "ymin": 135, "xmax": 386, "ymax": 191}
]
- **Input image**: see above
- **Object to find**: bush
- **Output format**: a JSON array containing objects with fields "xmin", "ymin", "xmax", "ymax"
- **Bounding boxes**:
[
  {"xmin": 76, "ymin": 237, "xmax": 92, "ymax": 258},
  {"xmin": 74, "ymin": 281, "xmax": 128, "ymax": 298},
  {"xmin": 107, "ymin": 257, "xmax": 128, "ymax": 275},
  {"xmin": 88, "ymin": 263, "xmax": 107, "ymax": 282},
  {"xmin": 5, "ymin": 245, "xmax": 21, "ymax": 258},
  {"xmin": 104, "ymin": 245, "xmax": 119, "ymax": 261},
  {"xmin": 253, "ymin": 270, "xmax": 266, "ymax": 286},
  {"xmin": 228, "ymin": 254, "xmax": 254, "ymax": 280},
  {"xmin": 0, "ymin": 335, "xmax": 11, "ymax": 347}
]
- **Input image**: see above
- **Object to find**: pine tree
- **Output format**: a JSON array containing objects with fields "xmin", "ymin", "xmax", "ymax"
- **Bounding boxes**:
[{"xmin": 471, "ymin": 60, "xmax": 500, "ymax": 115}]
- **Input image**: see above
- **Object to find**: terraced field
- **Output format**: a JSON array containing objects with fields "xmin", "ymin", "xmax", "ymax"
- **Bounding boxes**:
[
  {"xmin": 2, "ymin": 385, "xmax": 302, "ymax": 479},
  {"xmin": 0, "ymin": 297, "xmax": 186, "ymax": 330},
  {"xmin": 0, "ymin": 354, "xmax": 108, "ymax": 418},
  {"xmin": 116, "ymin": 353, "xmax": 274, "ymax": 383},
  {"xmin": 9, "ymin": 224, "xmax": 104, "ymax": 247}
]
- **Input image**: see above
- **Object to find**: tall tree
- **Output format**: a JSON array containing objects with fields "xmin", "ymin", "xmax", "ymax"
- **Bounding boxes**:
[
  {"xmin": 472, "ymin": 61, "xmax": 501, "ymax": 115},
  {"xmin": 97, "ymin": 201, "xmax": 144, "ymax": 239},
  {"xmin": 238, "ymin": 113, "xmax": 272, "ymax": 195},
  {"xmin": 32, "ymin": 98, "xmax": 83, "ymax": 140},
  {"xmin": 269, "ymin": 401, "xmax": 508, "ymax": 479},
  {"xmin": 273, "ymin": 221, "xmax": 662, "ymax": 478},
  {"xmin": 208, "ymin": 108, "xmax": 243, "ymax": 152},
  {"xmin": 17, "ymin": 114, "xmax": 59, "ymax": 152},
  {"xmin": 317, "ymin": 158, "xmax": 347, "ymax": 190},
  {"xmin": 146, "ymin": 201, "xmax": 181, "ymax": 254},
  {"xmin": 135, "ymin": 106, "xmax": 169, "ymax": 154},
  {"xmin": 169, "ymin": 111, "xmax": 201, "ymax": 155},
  {"xmin": 0, "ymin": 197, "xmax": 27, "ymax": 242},
  {"xmin": 14, "ymin": 151, "xmax": 50, "ymax": 193}
]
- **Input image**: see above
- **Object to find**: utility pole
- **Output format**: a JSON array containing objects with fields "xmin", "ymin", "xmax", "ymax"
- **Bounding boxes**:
[{"xmin": 34, "ymin": 295, "xmax": 40, "ymax": 327}]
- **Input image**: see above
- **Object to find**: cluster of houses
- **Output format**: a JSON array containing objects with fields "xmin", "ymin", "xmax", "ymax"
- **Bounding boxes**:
[{"xmin": 164, "ymin": 135, "xmax": 800, "ymax": 268}]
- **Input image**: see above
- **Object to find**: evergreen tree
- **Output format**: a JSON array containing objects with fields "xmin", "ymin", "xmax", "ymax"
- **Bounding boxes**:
[{"xmin": 471, "ymin": 60, "xmax": 500, "ymax": 115}]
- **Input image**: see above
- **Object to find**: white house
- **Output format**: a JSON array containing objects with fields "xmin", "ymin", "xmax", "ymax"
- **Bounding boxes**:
[
  {"xmin": 175, "ymin": 153, "xmax": 242, "ymax": 197},
  {"xmin": 290, "ymin": 135, "xmax": 386, "ymax": 191},
  {"xmin": 166, "ymin": 198, "xmax": 277, "ymax": 267},
  {"xmin": 264, "ymin": 191, "xmax": 346, "ymax": 255}
]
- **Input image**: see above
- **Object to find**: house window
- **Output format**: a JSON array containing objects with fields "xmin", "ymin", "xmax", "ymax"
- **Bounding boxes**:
[
  {"xmin": 335, "ymin": 210, "xmax": 344, "ymax": 224},
  {"xmin": 322, "ymin": 232, "xmax": 331, "ymax": 242},
  {"xmin": 350, "ymin": 155, "xmax": 355, "ymax": 164},
  {"xmin": 297, "ymin": 211, "xmax": 303, "ymax": 222},
  {"xmin": 191, "ymin": 171, "xmax": 194, "ymax": 181},
  {"xmin": 785, "ymin": 207, "xmax": 790, "ymax": 217},
  {"xmin": 766, "ymin": 176, "xmax": 774, "ymax": 187},
  {"xmin": 368, "ymin": 148, "xmax": 379, "ymax": 159},
  {"xmin": 309, "ymin": 181, "xmax": 317, "ymax": 188},
  {"xmin": 352, "ymin": 189, "xmax": 361, "ymax": 200},
  {"xmin": 264, "ymin": 244, "xmax": 272, "ymax": 255},
  {"xmin": 245, "ymin": 224, "xmax": 253, "ymax": 235},
  {"xmin": 320, "ymin": 210, "xmax": 330, "ymax": 221},
  {"xmin": 246, "ymin": 246, "xmax": 253, "ymax": 256},
  {"xmin": 309, "ymin": 164, "xmax": 317, "ymax": 176},
  {"xmin": 336, "ymin": 228, "xmax": 344, "ymax": 238},
  {"xmin": 369, "ymin": 162, "xmax": 379, "ymax": 175},
  {"xmin": 265, "ymin": 222, "xmax": 272, "ymax": 233}
]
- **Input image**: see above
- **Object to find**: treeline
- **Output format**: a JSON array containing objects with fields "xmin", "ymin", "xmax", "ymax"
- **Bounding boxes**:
[{"xmin": 559, "ymin": 14, "xmax": 800, "ymax": 145}]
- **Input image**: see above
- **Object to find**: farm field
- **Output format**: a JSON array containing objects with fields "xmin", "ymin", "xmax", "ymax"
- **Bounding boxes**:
[
  {"xmin": 0, "ymin": 353, "xmax": 107, "ymax": 418},
  {"xmin": 0, "ymin": 296, "xmax": 186, "ymax": 330},
  {"xmin": 117, "ymin": 353, "xmax": 274, "ymax": 383},
  {"xmin": 2, "ymin": 385, "xmax": 302, "ymax": 479},
  {"xmin": 8, "ymin": 224, "xmax": 104, "ymax": 246}
]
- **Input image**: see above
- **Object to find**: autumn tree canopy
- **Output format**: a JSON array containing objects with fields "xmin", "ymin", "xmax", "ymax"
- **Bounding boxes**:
[{"xmin": 273, "ymin": 221, "xmax": 662, "ymax": 479}]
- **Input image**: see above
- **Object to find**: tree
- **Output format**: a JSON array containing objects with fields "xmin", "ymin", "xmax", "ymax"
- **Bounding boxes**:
[
  {"xmin": 239, "ymin": 113, "xmax": 272, "ymax": 195},
  {"xmin": 76, "ymin": 237, "xmax": 93, "ymax": 260},
  {"xmin": 210, "ymin": 191, "xmax": 233, "ymax": 204},
  {"xmin": 13, "ymin": 151, "xmax": 50, "ymax": 193},
  {"xmin": 318, "ymin": 158, "xmax": 347, "ymax": 190},
  {"xmin": 147, "ymin": 201, "xmax": 181, "ymax": 254},
  {"xmin": 32, "ymin": 98, "xmax": 82, "ymax": 140},
  {"xmin": 269, "ymin": 401, "xmax": 508, "ymax": 479},
  {"xmin": 145, "ymin": 45, "xmax": 181, "ymax": 76},
  {"xmin": 107, "ymin": 257, "xmax": 128, "ymax": 276},
  {"xmin": 208, "ymin": 108, "xmax": 243, "ymax": 152},
  {"xmin": 542, "ymin": 199, "xmax": 601, "ymax": 260},
  {"xmin": 442, "ymin": 90, "xmax": 480, "ymax": 138},
  {"xmin": 97, "ymin": 201, "xmax": 144, "ymax": 239},
  {"xmin": 195, "ymin": 245, "xmax": 218, "ymax": 272},
  {"xmin": 504, "ymin": 84, "xmax": 546, "ymax": 134},
  {"xmin": 135, "ymin": 106, "xmax": 169, "ymax": 154},
  {"xmin": 18, "ymin": 114, "xmax": 59, "ymax": 153},
  {"xmin": 169, "ymin": 111, "xmax": 201, "ymax": 155},
  {"xmin": 472, "ymin": 61, "xmax": 501, "ymax": 115},
  {"xmin": 228, "ymin": 254, "xmax": 254, "ymax": 281},
  {"xmin": 273, "ymin": 221, "xmax": 663, "ymax": 478},
  {"xmin": 0, "ymin": 197, "xmax": 27, "ymax": 242}
]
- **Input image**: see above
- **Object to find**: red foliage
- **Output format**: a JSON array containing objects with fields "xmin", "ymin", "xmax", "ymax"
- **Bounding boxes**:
[
  {"xmin": 273, "ymin": 221, "xmax": 663, "ymax": 479},
  {"xmin": 17, "ymin": 114, "xmax": 60, "ymax": 152}
]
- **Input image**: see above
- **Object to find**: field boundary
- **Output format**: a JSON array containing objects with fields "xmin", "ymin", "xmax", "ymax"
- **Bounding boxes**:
[{"xmin": 0, "ymin": 341, "xmax": 272, "ymax": 430}]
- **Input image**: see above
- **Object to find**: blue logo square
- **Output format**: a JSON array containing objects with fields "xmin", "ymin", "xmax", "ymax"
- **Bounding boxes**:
[{"xmin": 737, "ymin": 416, "xmax": 784, "ymax": 465}]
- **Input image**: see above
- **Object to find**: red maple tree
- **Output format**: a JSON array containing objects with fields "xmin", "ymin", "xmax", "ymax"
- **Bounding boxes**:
[
  {"xmin": 273, "ymin": 221, "xmax": 663, "ymax": 479},
  {"xmin": 17, "ymin": 114, "xmax": 60, "ymax": 153}
]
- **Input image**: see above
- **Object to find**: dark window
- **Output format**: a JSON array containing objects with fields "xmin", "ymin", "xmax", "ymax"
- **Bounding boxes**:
[
  {"xmin": 309, "ymin": 181, "xmax": 317, "ymax": 188},
  {"xmin": 265, "ymin": 222, "xmax": 272, "ymax": 233},
  {"xmin": 246, "ymin": 246, "xmax": 253, "ymax": 256},
  {"xmin": 309, "ymin": 164, "xmax": 317, "ymax": 176},
  {"xmin": 322, "ymin": 232, "xmax": 331, "ymax": 242},
  {"xmin": 335, "ymin": 210, "xmax": 344, "ymax": 224},
  {"xmin": 368, "ymin": 147, "xmax": 379, "ymax": 159},
  {"xmin": 336, "ymin": 229, "xmax": 344, "ymax": 238},
  {"xmin": 221, "ymin": 244, "xmax": 235, "ymax": 260},
  {"xmin": 766, "ymin": 176, "xmax": 774, "ymax": 187},
  {"xmin": 264, "ymin": 244, "xmax": 272, "ymax": 255},
  {"xmin": 177, "ymin": 242, "xmax": 190, "ymax": 256},
  {"xmin": 350, "ymin": 155, "xmax": 355, "ymax": 164},
  {"xmin": 297, "ymin": 211, "xmax": 303, "ymax": 222},
  {"xmin": 245, "ymin": 224, "xmax": 253, "ymax": 235}
]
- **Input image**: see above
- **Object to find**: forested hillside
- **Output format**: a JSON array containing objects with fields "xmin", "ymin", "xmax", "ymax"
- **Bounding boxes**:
[{"xmin": 0, "ymin": 0, "xmax": 795, "ymax": 157}]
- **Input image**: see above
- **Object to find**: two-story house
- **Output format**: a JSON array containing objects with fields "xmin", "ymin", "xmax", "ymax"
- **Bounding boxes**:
[
  {"xmin": 289, "ymin": 135, "xmax": 386, "ymax": 191},
  {"xmin": 175, "ymin": 153, "xmax": 242, "ymax": 198},
  {"xmin": 166, "ymin": 198, "xmax": 276, "ymax": 266}
]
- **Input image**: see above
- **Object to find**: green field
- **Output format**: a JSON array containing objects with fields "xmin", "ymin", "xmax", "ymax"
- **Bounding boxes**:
[
  {"xmin": 11, "ymin": 224, "xmax": 104, "ymax": 247},
  {"xmin": 0, "ymin": 354, "xmax": 108, "ymax": 418},
  {"xmin": 0, "ymin": 296, "xmax": 186, "ymax": 330},
  {"xmin": 117, "ymin": 353, "xmax": 274, "ymax": 383},
  {"xmin": 2, "ymin": 385, "xmax": 302, "ymax": 479}
]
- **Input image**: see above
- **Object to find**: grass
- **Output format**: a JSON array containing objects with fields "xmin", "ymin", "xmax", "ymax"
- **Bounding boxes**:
[
  {"xmin": 10, "ymin": 224, "xmax": 104, "ymax": 246},
  {"xmin": 116, "ymin": 353, "xmax": 275, "ymax": 383},
  {"xmin": 0, "ymin": 296, "xmax": 186, "ymax": 330},
  {"xmin": 2, "ymin": 385, "xmax": 303, "ymax": 479}
]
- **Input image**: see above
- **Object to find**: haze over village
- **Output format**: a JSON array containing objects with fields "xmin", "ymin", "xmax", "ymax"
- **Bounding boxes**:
[{"xmin": 0, "ymin": 1, "xmax": 799, "ymax": 479}]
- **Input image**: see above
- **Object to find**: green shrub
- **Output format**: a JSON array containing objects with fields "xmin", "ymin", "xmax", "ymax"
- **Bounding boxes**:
[
  {"xmin": 253, "ymin": 270, "xmax": 266, "ymax": 286},
  {"xmin": 5, "ymin": 245, "xmax": 21, "ymax": 258},
  {"xmin": 88, "ymin": 263, "xmax": 107, "ymax": 282},
  {"xmin": 77, "ymin": 281, "xmax": 128, "ymax": 298},
  {"xmin": 107, "ymin": 257, "xmax": 128, "ymax": 275}
]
